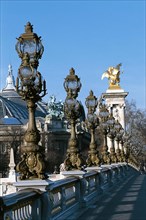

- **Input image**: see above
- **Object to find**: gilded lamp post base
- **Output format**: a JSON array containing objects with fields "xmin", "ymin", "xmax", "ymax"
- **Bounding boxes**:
[
  {"xmin": 86, "ymin": 143, "xmax": 101, "ymax": 167},
  {"xmin": 64, "ymin": 139, "xmax": 85, "ymax": 171},
  {"xmin": 64, "ymin": 152, "xmax": 85, "ymax": 171},
  {"xmin": 116, "ymin": 149, "xmax": 122, "ymax": 162},
  {"xmin": 101, "ymin": 152, "xmax": 111, "ymax": 164},
  {"xmin": 16, "ymin": 129, "xmax": 47, "ymax": 180},
  {"xmin": 101, "ymin": 144, "xmax": 111, "ymax": 164},
  {"xmin": 86, "ymin": 153, "xmax": 100, "ymax": 167},
  {"xmin": 16, "ymin": 150, "xmax": 46, "ymax": 180},
  {"xmin": 110, "ymin": 147, "xmax": 118, "ymax": 164},
  {"xmin": 120, "ymin": 150, "xmax": 126, "ymax": 162}
]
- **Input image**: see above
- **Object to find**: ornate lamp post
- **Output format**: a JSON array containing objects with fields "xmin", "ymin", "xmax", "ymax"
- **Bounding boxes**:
[
  {"xmin": 108, "ymin": 113, "xmax": 118, "ymax": 163},
  {"xmin": 85, "ymin": 90, "xmax": 100, "ymax": 166},
  {"xmin": 99, "ymin": 103, "xmax": 111, "ymax": 164},
  {"xmin": 15, "ymin": 22, "xmax": 47, "ymax": 180},
  {"xmin": 114, "ymin": 120, "xmax": 124, "ymax": 162},
  {"xmin": 63, "ymin": 68, "xmax": 84, "ymax": 170}
]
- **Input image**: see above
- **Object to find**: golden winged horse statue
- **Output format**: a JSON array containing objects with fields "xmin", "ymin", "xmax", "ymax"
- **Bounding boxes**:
[{"xmin": 101, "ymin": 63, "xmax": 122, "ymax": 88}]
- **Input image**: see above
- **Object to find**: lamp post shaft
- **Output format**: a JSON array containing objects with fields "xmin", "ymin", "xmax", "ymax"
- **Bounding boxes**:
[
  {"xmin": 104, "ymin": 133, "xmax": 107, "ymax": 147},
  {"xmin": 101, "ymin": 132, "xmax": 111, "ymax": 164},
  {"xmin": 27, "ymin": 101, "xmax": 37, "ymax": 131},
  {"xmin": 90, "ymin": 129, "xmax": 95, "ymax": 144},
  {"xmin": 116, "ymin": 139, "xmax": 122, "ymax": 162},
  {"xmin": 110, "ymin": 136, "xmax": 118, "ymax": 163},
  {"xmin": 71, "ymin": 120, "xmax": 76, "ymax": 140}
]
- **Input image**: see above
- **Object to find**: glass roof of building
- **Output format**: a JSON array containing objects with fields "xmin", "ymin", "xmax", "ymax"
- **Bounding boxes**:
[
  {"xmin": 0, "ymin": 65, "xmax": 48, "ymax": 125},
  {"xmin": 0, "ymin": 117, "xmax": 22, "ymax": 125}
]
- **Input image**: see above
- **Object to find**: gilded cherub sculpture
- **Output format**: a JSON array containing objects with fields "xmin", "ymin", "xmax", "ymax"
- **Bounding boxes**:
[{"xmin": 101, "ymin": 63, "xmax": 122, "ymax": 88}]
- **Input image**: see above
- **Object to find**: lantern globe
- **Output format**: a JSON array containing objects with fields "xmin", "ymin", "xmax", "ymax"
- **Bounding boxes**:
[{"xmin": 15, "ymin": 22, "xmax": 44, "ymax": 67}]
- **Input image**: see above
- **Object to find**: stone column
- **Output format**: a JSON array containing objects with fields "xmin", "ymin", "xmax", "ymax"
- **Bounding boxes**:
[
  {"xmin": 102, "ymin": 89, "xmax": 128, "ymax": 130},
  {"xmin": 102, "ymin": 89, "xmax": 128, "ymax": 154}
]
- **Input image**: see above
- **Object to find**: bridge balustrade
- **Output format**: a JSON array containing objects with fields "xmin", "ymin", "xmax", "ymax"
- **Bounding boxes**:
[{"xmin": 0, "ymin": 164, "xmax": 132, "ymax": 220}]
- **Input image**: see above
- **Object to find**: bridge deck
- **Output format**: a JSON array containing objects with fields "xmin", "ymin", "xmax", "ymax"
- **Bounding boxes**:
[{"xmin": 69, "ymin": 173, "xmax": 146, "ymax": 220}]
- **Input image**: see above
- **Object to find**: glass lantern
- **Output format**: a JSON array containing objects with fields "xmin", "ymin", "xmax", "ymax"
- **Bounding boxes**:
[
  {"xmin": 64, "ymin": 68, "xmax": 81, "ymax": 98},
  {"xmin": 16, "ymin": 22, "xmax": 44, "ymax": 68},
  {"xmin": 99, "ymin": 104, "xmax": 109, "ymax": 119},
  {"xmin": 85, "ymin": 90, "xmax": 98, "ymax": 110}
]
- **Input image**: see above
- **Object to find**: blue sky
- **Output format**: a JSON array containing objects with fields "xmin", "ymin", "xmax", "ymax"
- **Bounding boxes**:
[{"xmin": 0, "ymin": 0, "xmax": 145, "ymax": 110}]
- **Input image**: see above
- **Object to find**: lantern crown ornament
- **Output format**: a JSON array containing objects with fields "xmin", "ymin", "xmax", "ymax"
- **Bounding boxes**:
[{"xmin": 16, "ymin": 22, "xmax": 44, "ymax": 68}]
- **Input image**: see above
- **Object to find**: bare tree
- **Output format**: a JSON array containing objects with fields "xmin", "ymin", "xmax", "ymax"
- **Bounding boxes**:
[
  {"xmin": 125, "ymin": 100, "xmax": 146, "ymax": 161},
  {"xmin": 0, "ymin": 125, "xmax": 24, "ymax": 177}
]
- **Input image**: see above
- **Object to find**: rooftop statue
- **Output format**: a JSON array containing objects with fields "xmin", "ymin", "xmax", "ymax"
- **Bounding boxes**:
[
  {"xmin": 101, "ymin": 63, "xmax": 122, "ymax": 89},
  {"xmin": 46, "ymin": 95, "xmax": 64, "ymax": 120},
  {"xmin": 2, "ymin": 65, "xmax": 16, "ymax": 91}
]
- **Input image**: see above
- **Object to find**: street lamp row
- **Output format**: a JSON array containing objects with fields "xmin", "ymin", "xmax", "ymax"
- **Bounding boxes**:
[{"xmin": 15, "ymin": 23, "xmax": 136, "ymax": 180}]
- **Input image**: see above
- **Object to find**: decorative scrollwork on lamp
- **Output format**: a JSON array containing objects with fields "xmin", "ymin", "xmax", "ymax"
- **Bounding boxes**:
[{"xmin": 15, "ymin": 22, "xmax": 47, "ymax": 180}]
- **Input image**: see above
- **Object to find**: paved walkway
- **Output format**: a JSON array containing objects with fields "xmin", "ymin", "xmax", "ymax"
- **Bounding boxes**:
[{"xmin": 74, "ymin": 173, "xmax": 146, "ymax": 220}]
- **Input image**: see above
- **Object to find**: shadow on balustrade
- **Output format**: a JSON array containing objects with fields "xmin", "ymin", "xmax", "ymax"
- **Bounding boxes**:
[{"xmin": 77, "ymin": 173, "xmax": 146, "ymax": 220}]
